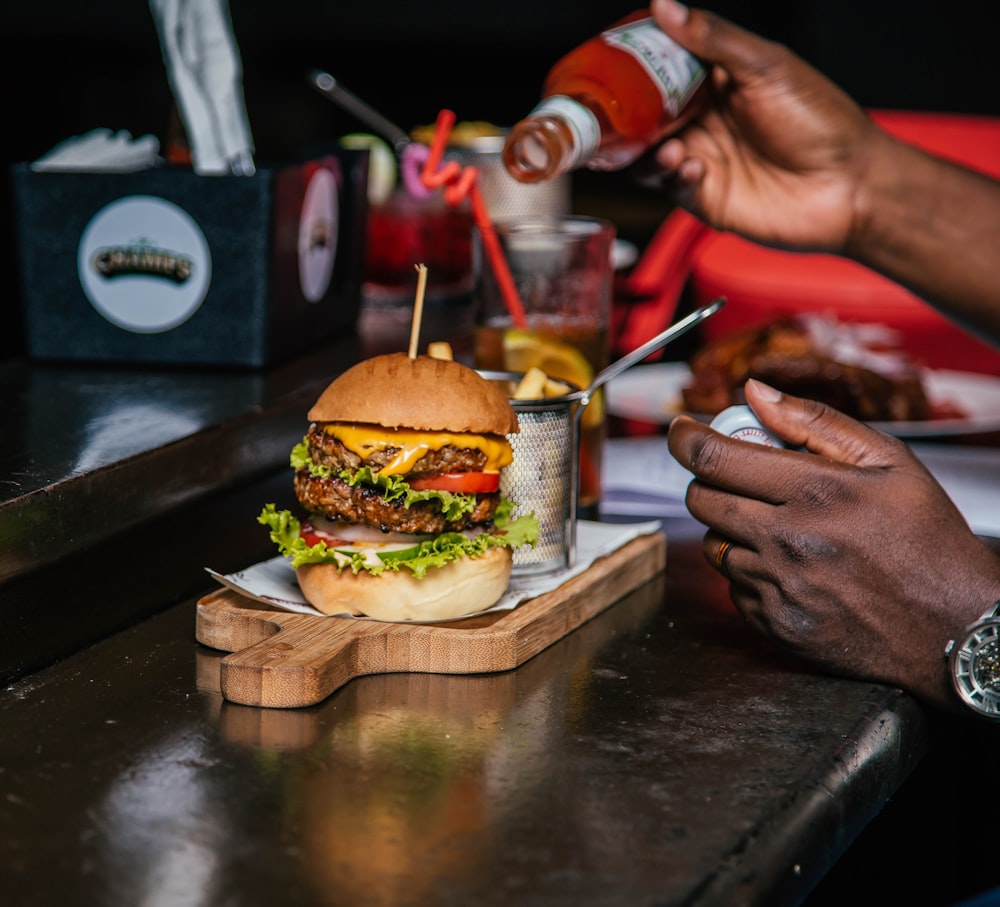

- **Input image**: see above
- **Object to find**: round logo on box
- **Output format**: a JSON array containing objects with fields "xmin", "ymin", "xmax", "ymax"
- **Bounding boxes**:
[
  {"xmin": 298, "ymin": 166, "xmax": 339, "ymax": 303},
  {"xmin": 78, "ymin": 195, "xmax": 212, "ymax": 333}
]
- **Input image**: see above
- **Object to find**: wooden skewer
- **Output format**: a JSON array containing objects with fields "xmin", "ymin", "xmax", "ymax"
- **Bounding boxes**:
[{"xmin": 408, "ymin": 263, "xmax": 428, "ymax": 358}]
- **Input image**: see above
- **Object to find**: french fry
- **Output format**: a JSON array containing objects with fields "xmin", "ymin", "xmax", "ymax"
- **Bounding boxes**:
[
  {"xmin": 427, "ymin": 341, "xmax": 454, "ymax": 361},
  {"xmin": 513, "ymin": 368, "xmax": 574, "ymax": 400},
  {"xmin": 513, "ymin": 367, "xmax": 548, "ymax": 400}
]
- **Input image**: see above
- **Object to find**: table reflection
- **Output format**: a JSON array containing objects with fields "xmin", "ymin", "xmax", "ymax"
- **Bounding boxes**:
[{"xmin": 195, "ymin": 577, "xmax": 664, "ymax": 905}]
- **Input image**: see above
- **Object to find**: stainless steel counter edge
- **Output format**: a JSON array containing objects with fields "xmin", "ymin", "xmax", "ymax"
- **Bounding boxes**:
[
  {"xmin": 698, "ymin": 692, "xmax": 928, "ymax": 904},
  {"xmin": 0, "ymin": 337, "xmax": 363, "ymax": 585},
  {"xmin": 0, "ymin": 337, "xmax": 365, "ymax": 682}
]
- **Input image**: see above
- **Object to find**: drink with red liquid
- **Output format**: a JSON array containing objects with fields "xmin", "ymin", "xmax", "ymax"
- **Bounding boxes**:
[
  {"xmin": 363, "ymin": 189, "xmax": 474, "ymax": 306},
  {"xmin": 360, "ymin": 188, "xmax": 476, "ymax": 356}
]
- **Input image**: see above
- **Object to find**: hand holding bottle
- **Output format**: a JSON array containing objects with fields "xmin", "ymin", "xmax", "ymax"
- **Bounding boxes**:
[
  {"xmin": 503, "ymin": 9, "xmax": 707, "ymax": 183},
  {"xmin": 648, "ymin": 0, "xmax": 1000, "ymax": 340},
  {"xmin": 647, "ymin": 0, "xmax": 879, "ymax": 254}
]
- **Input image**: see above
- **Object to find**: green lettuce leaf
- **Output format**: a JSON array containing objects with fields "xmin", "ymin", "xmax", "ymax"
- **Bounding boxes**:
[
  {"xmin": 291, "ymin": 438, "xmax": 478, "ymax": 520},
  {"xmin": 258, "ymin": 503, "xmax": 539, "ymax": 579}
]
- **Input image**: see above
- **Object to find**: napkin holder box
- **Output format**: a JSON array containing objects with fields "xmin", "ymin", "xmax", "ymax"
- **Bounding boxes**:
[{"xmin": 11, "ymin": 151, "xmax": 369, "ymax": 368}]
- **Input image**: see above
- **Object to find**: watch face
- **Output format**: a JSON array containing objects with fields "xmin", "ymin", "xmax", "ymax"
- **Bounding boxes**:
[{"xmin": 951, "ymin": 619, "xmax": 1000, "ymax": 718}]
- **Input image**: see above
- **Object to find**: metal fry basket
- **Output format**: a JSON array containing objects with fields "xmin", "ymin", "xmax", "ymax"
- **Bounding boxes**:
[
  {"xmin": 478, "ymin": 301, "xmax": 728, "ymax": 576},
  {"xmin": 480, "ymin": 371, "xmax": 585, "ymax": 576}
]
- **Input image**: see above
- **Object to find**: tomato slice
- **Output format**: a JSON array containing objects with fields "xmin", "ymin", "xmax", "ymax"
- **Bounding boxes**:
[
  {"xmin": 407, "ymin": 471, "xmax": 500, "ymax": 493},
  {"xmin": 299, "ymin": 521, "xmax": 342, "ymax": 548}
]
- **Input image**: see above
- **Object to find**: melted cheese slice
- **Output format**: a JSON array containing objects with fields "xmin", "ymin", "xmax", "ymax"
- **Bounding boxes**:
[{"xmin": 326, "ymin": 423, "xmax": 513, "ymax": 476}]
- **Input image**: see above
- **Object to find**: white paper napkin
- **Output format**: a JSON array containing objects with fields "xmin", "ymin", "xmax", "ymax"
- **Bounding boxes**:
[
  {"xmin": 32, "ymin": 128, "xmax": 162, "ymax": 173},
  {"xmin": 149, "ymin": 0, "xmax": 255, "ymax": 176},
  {"xmin": 206, "ymin": 519, "xmax": 663, "ymax": 623}
]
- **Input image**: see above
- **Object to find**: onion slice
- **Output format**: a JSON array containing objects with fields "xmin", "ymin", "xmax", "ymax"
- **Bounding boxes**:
[{"xmin": 310, "ymin": 516, "xmax": 434, "ymax": 546}]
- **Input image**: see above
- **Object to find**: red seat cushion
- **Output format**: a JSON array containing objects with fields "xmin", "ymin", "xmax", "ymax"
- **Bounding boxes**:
[{"xmin": 618, "ymin": 110, "xmax": 1000, "ymax": 374}]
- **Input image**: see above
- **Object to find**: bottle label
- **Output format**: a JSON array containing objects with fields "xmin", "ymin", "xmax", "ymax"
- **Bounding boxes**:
[
  {"xmin": 529, "ymin": 95, "xmax": 601, "ymax": 168},
  {"xmin": 602, "ymin": 16, "xmax": 705, "ymax": 116}
]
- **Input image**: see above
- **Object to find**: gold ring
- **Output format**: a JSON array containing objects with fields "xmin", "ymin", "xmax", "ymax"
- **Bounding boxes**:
[{"xmin": 716, "ymin": 539, "xmax": 734, "ymax": 577}]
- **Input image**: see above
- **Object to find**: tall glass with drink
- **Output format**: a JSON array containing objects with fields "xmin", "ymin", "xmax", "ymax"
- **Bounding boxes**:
[{"xmin": 474, "ymin": 215, "xmax": 615, "ymax": 519}]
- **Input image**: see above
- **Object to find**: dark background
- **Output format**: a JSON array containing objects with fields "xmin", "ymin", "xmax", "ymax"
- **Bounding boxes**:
[
  {"xmin": 2, "ymin": 0, "xmax": 996, "ymax": 359},
  {"xmin": 2, "ymin": 7, "xmax": 999, "ymax": 903}
]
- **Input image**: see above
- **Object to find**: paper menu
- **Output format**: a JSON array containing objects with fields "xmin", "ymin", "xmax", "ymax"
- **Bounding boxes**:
[
  {"xmin": 912, "ymin": 443, "xmax": 1000, "ymax": 539},
  {"xmin": 600, "ymin": 437, "xmax": 693, "ymax": 518},
  {"xmin": 601, "ymin": 436, "xmax": 1000, "ymax": 539}
]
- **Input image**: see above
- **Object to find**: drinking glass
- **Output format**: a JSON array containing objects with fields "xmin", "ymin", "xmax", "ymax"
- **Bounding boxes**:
[
  {"xmin": 358, "ymin": 188, "xmax": 476, "ymax": 356},
  {"xmin": 474, "ymin": 215, "xmax": 615, "ymax": 519}
]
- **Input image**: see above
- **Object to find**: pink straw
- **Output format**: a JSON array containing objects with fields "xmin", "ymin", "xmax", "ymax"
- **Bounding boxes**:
[{"xmin": 419, "ymin": 109, "xmax": 528, "ymax": 329}]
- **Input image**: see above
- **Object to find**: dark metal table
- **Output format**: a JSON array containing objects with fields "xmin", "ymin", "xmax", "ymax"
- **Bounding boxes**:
[
  {"xmin": 0, "ymin": 519, "xmax": 931, "ymax": 907},
  {"xmin": 0, "ymin": 341, "xmax": 948, "ymax": 906}
]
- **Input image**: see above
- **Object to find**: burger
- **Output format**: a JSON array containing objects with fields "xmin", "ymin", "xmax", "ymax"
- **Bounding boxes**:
[{"xmin": 258, "ymin": 352, "xmax": 539, "ymax": 621}]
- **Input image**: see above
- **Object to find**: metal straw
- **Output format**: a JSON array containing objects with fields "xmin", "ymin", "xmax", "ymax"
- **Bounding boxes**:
[
  {"xmin": 583, "ymin": 297, "xmax": 726, "ymax": 405},
  {"xmin": 307, "ymin": 69, "xmax": 411, "ymax": 154}
]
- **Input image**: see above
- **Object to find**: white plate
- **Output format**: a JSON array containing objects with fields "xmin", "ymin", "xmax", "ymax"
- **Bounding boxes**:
[
  {"xmin": 612, "ymin": 239, "xmax": 639, "ymax": 270},
  {"xmin": 606, "ymin": 362, "xmax": 1000, "ymax": 437}
]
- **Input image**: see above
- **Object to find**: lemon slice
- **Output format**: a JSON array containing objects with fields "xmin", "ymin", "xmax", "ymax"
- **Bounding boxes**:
[
  {"xmin": 339, "ymin": 133, "xmax": 396, "ymax": 206},
  {"xmin": 501, "ymin": 329, "xmax": 604, "ymax": 428}
]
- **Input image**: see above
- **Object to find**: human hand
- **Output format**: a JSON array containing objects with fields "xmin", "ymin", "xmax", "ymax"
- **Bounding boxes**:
[
  {"xmin": 667, "ymin": 378, "xmax": 1000, "ymax": 711},
  {"xmin": 647, "ymin": 0, "xmax": 884, "ymax": 253}
]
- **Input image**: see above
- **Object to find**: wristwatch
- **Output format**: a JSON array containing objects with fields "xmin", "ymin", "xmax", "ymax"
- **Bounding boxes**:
[{"xmin": 945, "ymin": 601, "xmax": 1000, "ymax": 720}]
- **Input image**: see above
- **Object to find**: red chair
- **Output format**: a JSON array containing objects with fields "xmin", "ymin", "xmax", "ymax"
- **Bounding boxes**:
[{"xmin": 614, "ymin": 110, "xmax": 1000, "ymax": 374}]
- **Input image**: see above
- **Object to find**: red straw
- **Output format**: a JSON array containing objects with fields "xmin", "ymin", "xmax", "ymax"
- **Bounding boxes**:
[{"xmin": 419, "ymin": 109, "xmax": 528, "ymax": 329}]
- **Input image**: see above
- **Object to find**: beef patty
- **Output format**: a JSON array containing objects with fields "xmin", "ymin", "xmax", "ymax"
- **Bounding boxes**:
[
  {"xmin": 304, "ymin": 423, "xmax": 490, "ymax": 475},
  {"xmin": 295, "ymin": 425, "xmax": 501, "ymax": 534}
]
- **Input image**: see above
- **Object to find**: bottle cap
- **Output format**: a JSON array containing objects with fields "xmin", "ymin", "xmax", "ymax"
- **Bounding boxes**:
[{"xmin": 709, "ymin": 405, "xmax": 785, "ymax": 447}]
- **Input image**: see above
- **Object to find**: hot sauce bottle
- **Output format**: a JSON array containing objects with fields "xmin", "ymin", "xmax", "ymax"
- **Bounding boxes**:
[{"xmin": 503, "ymin": 10, "xmax": 707, "ymax": 183}]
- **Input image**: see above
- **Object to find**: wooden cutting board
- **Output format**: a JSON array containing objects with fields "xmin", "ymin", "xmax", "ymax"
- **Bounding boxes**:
[{"xmin": 196, "ymin": 531, "xmax": 666, "ymax": 709}]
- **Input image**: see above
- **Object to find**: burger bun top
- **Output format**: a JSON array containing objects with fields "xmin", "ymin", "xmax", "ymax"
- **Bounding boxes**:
[{"xmin": 308, "ymin": 353, "xmax": 518, "ymax": 435}]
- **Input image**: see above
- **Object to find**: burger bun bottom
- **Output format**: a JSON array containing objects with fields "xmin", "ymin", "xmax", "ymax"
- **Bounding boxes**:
[{"xmin": 296, "ymin": 547, "xmax": 513, "ymax": 622}]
